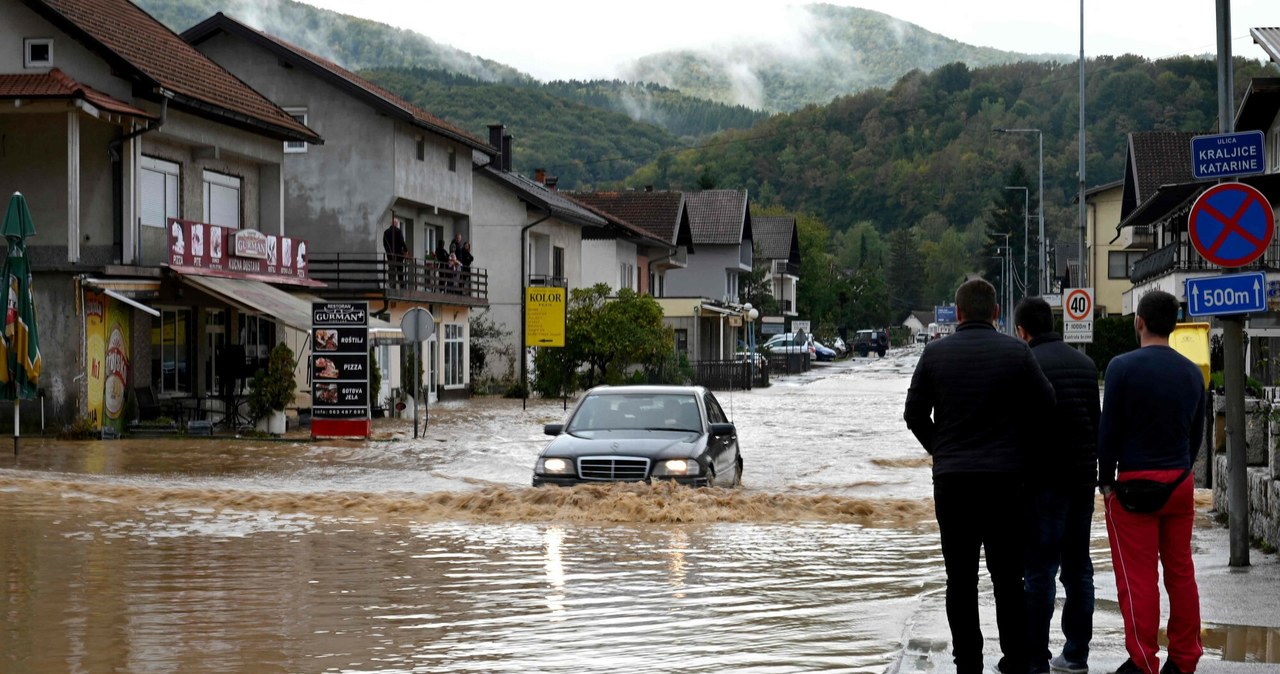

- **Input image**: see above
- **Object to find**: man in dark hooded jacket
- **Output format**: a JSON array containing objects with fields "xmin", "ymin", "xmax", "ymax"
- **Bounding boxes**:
[{"xmin": 1014, "ymin": 296, "xmax": 1100, "ymax": 674}]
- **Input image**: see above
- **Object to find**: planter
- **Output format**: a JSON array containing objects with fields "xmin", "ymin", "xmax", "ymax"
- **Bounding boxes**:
[{"xmin": 256, "ymin": 409, "xmax": 287, "ymax": 436}]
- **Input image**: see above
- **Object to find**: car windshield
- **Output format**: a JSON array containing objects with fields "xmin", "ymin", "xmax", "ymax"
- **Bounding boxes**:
[{"xmin": 567, "ymin": 393, "xmax": 702, "ymax": 433}]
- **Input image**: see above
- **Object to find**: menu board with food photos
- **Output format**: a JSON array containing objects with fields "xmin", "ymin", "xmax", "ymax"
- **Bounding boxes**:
[{"xmin": 310, "ymin": 302, "xmax": 370, "ymax": 437}]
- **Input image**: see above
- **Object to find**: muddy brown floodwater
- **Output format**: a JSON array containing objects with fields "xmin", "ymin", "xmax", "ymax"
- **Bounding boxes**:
[{"xmin": 0, "ymin": 351, "xmax": 1272, "ymax": 672}]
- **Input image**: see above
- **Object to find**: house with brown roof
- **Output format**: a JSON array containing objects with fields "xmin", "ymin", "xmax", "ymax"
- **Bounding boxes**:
[
  {"xmin": 1117, "ymin": 128, "xmax": 1280, "ymax": 315},
  {"xmin": 566, "ymin": 188, "xmax": 693, "ymax": 296},
  {"xmin": 470, "ymin": 127, "xmax": 613, "ymax": 388},
  {"xmin": 751, "ymin": 215, "xmax": 801, "ymax": 318},
  {"xmin": 2, "ymin": 0, "xmax": 322, "ymax": 430},
  {"xmin": 183, "ymin": 12, "xmax": 498, "ymax": 403}
]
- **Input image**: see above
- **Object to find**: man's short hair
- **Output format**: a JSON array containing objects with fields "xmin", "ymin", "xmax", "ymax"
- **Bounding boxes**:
[
  {"xmin": 955, "ymin": 278, "xmax": 997, "ymax": 322},
  {"xmin": 1137, "ymin": 290, "xmax": 1179, "ymax": 337},
  {"xmin": 1014, "ymin": 296, "xmax": 1054, "ymax": 337}
]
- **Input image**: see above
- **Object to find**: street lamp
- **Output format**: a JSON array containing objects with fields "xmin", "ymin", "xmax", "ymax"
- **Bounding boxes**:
[
  {"xmin": 995, "ymin": 128, "xmax": 1045, "ymax": 295},
  {"xmin": 743, "ymin": 303, "xmax": 759, "ymax": 387},
  {"xmin": 1004, "ymin": 185, "xmax": 1029, "ymax": 297}
]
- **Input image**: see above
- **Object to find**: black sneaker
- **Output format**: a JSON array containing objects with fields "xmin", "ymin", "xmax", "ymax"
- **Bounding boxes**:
[
  {"xmin": 1113, "ymin": 659, "xmax": 1144, "ymax": 674},
  {"xmin": 1159, "ymin": 660, "xmax": 1192, "ymax": 674}
]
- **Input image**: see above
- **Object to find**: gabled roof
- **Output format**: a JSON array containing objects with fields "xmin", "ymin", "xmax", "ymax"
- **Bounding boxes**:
[
  {"xmin": 1122, "ymin": 131, "xmax": 1201, "ymax": 219},
  {"xmin": 565, "ymin": 190, "xmax": 693, "ymax": 251},
  {"xmin": 751, "ymin": 215, "xmax": 799, "ymax": 262},
  {"xmin": 685, "ymin": 189, "xmax": 751, "ymax": 245},
  {"xmin": 478, "ymin": 166, "xmax": 607, "ymax": 229},
  {"xmin": 0, "ymin": 68, "xmax": 156, "ymax": 120},
  {"xmin": 911, "ymin": 310, "xmax": 934, "ymax": 327},
  {"xmin": 1235, "ymin": 78, "xmax": 1280, "ymax": 133},
  {"xmin": 562, "ymin": 198, "xmax": 673, "ymax": 251},
  {"xmin": 22, "ymin": 0, "xmax": 318, "ymax": 143},
  {"xmin": 182, "ymin": 13, "xmax": 491, "ymax": 154},
  {"xmin": 1252, "ymin": 27, "xmax": 1280, "ymax": 64}
]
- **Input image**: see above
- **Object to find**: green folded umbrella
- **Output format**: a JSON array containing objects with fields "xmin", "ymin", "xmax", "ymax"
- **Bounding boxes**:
[{"xmin": 0, "ymin": 192, "xmax": 41, "ymax": 401}]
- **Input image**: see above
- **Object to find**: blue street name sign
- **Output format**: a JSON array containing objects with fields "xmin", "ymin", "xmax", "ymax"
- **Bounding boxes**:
[
  {"xmin": 1186, "ymin": 272, "xmax": 1267, "ymax": 317},
  {"xmin": 1191, "ymin": 131, "xmax": 1266, "ymax": 180}
]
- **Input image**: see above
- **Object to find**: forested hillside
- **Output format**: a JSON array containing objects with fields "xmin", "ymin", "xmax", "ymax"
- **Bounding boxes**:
[
  {"xmin": 361, "ymin": 68, "xmax": 680, "ymax": 187},
  {"xmin": 626, "ymin": 55, "xmax": 1278, "ymax": 318},
  {"xmin": 134, "ymin": 0, "xmax": 767, "ymax": 145},
  {"xmin": 620, "ymin": 3, "xmax": 1063, "ymax": 112}
]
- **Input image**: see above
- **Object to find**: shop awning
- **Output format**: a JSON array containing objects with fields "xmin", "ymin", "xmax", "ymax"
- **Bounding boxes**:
[
  {"xmin": 180, "ymin": 274, "xmax": 318, "ymax": 331},
  {"xmin": 179, "ymin": 274, "xmax": 402, "ymax": 341},
  {"xmin": 82, "ymin": 277, "xmax": 161, "ymax": 317}
]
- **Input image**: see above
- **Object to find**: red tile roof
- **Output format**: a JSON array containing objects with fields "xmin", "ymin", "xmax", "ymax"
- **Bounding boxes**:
[
  {"xmin": 182, "ymin": 13, "xmax": 491, "ymax": 153},
  {"xmin": 0, "ymin": 68, "xmax": 155, "ymax": 119},
  {"xmin": 27, "ymin": 0, "xmax": 317, "ymax": 142}
]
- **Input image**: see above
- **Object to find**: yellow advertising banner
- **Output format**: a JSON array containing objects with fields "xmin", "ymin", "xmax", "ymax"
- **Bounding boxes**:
[
  {"xmin": 85, "ymin": 291, "xmax": 106, "ymax": 428},
  {"xmin": 525, "ymin": 287, "xmax": 566, "ymax": 347},
  {"xmin": 102, "ymin": 298, "xmax": 131, "ymax": 432}
]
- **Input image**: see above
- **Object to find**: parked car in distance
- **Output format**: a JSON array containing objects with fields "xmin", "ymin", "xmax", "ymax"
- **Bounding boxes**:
[
  {"xmin": 533, "ymin": 385, "xmax": 743, "ymax": 488},
  {"xmin": 762, "ymin": 332, "xmax": 815, "ymax": 356},
  {"xmin": 736, "ymin": 350, "xmax": 768, "ymax": 371},
  {"xmin": 813, "ymin": 340, "xmax": 837, "ymax": 361},
  {"xmin": 854, "ymin": 329, "xmax": 889, "ymax": 357},
  {"xmin": 915, "ymin": 332, "xmax": 929, "ymax": 344},
  {"xmin": 832, "ymin": 336, "xmax": 847, "ymax": 355}
]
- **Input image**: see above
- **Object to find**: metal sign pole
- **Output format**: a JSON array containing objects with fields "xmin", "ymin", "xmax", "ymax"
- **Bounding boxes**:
[{"xmin": 413, "ymin": 340, "xmax": 420, "ymax": 440}]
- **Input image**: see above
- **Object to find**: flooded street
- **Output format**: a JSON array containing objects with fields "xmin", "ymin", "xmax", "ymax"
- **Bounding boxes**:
[{"xmin": 0, "ymin": 351, "xmax": 1264, "ymax": 672}]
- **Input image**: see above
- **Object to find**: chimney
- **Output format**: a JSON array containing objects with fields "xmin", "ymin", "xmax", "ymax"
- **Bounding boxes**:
[
  {"xmin": 501, "ymin": 134, "xmax": 512, "ymax": 172},
  {"xmin": 487, "ymin": 123, "xmax": 505, "ymax": 151},
  {"xmin": 534, "ymin": 168, "xmax": 546, "ymax": 184},
  {"xmin": 546, "ymin": 176, "xmax": 558, "ymax": 191}
]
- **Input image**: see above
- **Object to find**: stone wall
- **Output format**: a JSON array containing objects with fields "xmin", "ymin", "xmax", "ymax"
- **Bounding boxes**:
[{"xmin": 1209, "ymin": 394, "xmax": 1280, "ymax": 551}]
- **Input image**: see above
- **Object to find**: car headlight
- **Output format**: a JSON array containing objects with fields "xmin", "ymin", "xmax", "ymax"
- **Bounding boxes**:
[
  {"xmin": 651, "ymin": 458, "xmax": 701, "ymax": 476},
  {"xmin": 537, "ymin": 457, "xmax": 574, "ymax": 475}
]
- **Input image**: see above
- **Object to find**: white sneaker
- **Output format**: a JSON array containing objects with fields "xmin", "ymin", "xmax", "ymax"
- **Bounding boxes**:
[{"xmin": 1049, "ymin": 655, "xmax": 1088, "ymax": 674}]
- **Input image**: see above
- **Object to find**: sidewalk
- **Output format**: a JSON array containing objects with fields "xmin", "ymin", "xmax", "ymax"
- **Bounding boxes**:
[{"xmin": 887, "ymin": 506, "xmax": 1280, "ymax": 674}]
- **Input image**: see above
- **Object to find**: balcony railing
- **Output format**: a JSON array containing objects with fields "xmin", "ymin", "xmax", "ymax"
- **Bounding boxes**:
[
  {"xmin": 308, "ymin": 253, "xmax": 487, "ymax": 303},
  {"xmin": 1130, "ymin": 237, "xmax": 1280, "ymax": 284},
  {"xmin": 771, "ymin": 259, "xmax": 800, "ymax": 276},
  {"xmin": 527, "ymin": 274, "xmax": 567, "ymax": 288}
]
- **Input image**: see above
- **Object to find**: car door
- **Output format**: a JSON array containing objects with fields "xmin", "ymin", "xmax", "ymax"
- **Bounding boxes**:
[{"xmin": 702, "ymin": 392, "xmax": 736, "ymax": 480}]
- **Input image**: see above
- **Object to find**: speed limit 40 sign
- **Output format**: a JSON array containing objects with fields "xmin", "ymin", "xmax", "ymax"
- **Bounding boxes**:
[{"xmin": 1063, "ymin": 287, "xmax": 1093, "ymax": 343}]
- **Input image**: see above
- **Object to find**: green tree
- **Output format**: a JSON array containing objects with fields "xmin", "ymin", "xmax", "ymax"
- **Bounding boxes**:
[
  {"xmin": 886, "ymin": 228, "xmax": 924, "ymax": 315},
  {"xmin": 532, "ymin": 285, "xmax": 673, "ymax": 396}
]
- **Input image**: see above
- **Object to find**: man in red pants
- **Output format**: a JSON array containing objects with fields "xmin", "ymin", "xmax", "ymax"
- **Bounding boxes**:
[{"xmin": 1097, "ymin": 290, "xmax": 1206, "ymax": 674}]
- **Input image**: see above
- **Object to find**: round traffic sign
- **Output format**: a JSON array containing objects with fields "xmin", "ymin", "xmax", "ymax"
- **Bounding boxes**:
[
  {"xmin": 399, "ymin": 306, "xmax": 435, "ymax": 342},
  {"xmin": 1188, "ymin": 182, "xmax": 1275, "ymax": 268},
  {"xmin": 1064, "ymin": 288, "xmax": 1093, "ymax": 321}
]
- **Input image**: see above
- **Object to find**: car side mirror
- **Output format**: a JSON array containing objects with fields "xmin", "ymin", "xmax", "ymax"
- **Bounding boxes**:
[
  {"xmin": 709, "ymin": 422, "xmax": 735, "ymax": 437},
  {"xmin": 544, "ymin": 423, "xmax": 564, "ymax": 436}
]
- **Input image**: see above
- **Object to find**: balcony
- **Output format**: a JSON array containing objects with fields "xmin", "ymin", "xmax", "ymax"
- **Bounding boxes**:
[
  {"xmin": 771, "ymin": 259, "xmax": 800, "ymax": 277},
  {"xmin": 1119, "ymin": 225, "xmax": 1154, "ymax": 251},
  {"xmin": 1129, "ymin": 237, "xmax": 1280, "ymax": 284},
  {"xmin": 308, "ymin": 253, "xmax": 488, "ymax": 305}
]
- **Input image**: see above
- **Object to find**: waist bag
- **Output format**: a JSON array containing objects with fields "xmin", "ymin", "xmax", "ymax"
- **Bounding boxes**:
[{"xmin": 1115, "ymin": 467, "xmax": 1192, "ymax": 514}]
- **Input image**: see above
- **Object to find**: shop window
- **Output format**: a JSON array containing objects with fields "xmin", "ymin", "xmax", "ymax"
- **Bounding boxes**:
[
  {"xmin": 151, "ymin": 308, "xmax": 193, "ymax": 395},
  {"xmin": 141, "ymin": 156, "xmax": 180, "ymax": 227},
  {"xmin": 239, "ymin": 314, "xmax": 277, "ymax": 383},
  {"xmin": 202, "ymin": 170, "xmax": 241, "ymax": 229},
  {"xmin": 444, "ymin": 323, "xmax": 464, "ymax": 387},
  {"xmin": 204, "ymin": 309, "xmax": 226, "ymax": 396}
]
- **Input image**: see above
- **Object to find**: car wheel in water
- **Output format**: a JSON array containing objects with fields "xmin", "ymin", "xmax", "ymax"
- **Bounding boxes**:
[
  {"xmin": 705, "ymin": 465, "xmax": 716, "ymax": 488},
  {"xmin": 732, "ymin": 456, "xmax": 743, "ymax": 488}
]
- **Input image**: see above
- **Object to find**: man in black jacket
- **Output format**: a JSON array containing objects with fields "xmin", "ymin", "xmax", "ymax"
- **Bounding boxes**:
[
  {"xmin": 1014, "ymin": 297, "xmax": 1100, "ymax": 674},
  {"xmin": 905, "ymin": 278, "xmax": 1055, "ymax": 674}
]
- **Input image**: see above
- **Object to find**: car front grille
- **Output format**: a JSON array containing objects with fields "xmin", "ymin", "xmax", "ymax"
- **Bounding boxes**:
[{"xmin": 578, "ymin": 456, "xmax": 650, "ymax": 481}]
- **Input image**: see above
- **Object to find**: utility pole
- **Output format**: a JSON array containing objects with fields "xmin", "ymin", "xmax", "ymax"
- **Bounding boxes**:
[
  {"xmin": 1217, "ymin": 0, "xmax": 1249, "ymax": 568},
  {"xmin": 1078, "ymin": 0, "xmax": 1087, "ymax": 290}
]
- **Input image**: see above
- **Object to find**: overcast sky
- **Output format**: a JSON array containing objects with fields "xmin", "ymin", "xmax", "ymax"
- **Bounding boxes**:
[{"xmin": 303, "ymin": 0, "xmax": 1276, "ymax": 81}]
